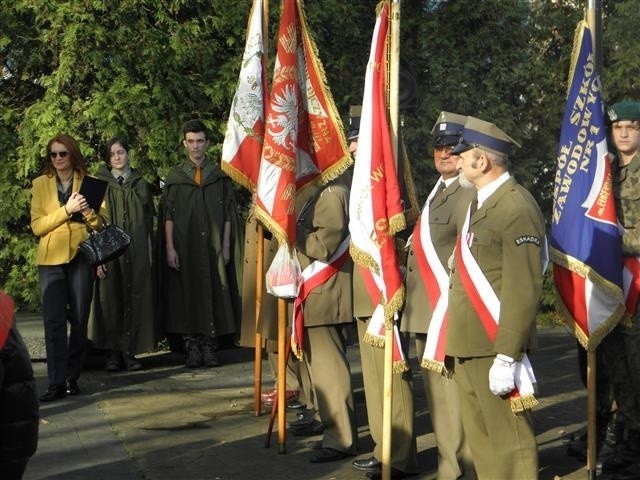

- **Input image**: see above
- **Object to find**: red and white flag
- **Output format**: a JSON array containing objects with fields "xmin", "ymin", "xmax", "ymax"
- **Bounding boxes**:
[
  {"xmin": 221, "ymin": 0, "xmax": 267, "ymax": 192},
  {"xmin": 255, "ymin": 0, "xmax": 350, "ymax": 247},
  {"xmin": 349, "ymin": 1, "xmax": 407, "ymax": 372}
]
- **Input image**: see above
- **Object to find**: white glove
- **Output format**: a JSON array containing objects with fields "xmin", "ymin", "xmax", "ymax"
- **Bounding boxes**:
[{"xmin": 488, "ymin": 354, "xmax": 516, "ymax": 396}]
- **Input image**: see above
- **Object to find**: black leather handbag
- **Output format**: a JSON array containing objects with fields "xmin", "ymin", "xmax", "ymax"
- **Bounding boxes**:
[{"xmin": 79, "ymin": 221, "xmax": 131, "ymax": 266}]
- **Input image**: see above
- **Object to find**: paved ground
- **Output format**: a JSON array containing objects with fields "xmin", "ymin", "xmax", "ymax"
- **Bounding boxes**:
[{"xmin": 16, "ymin": 313, "xmax": 591, "ymax": 480}]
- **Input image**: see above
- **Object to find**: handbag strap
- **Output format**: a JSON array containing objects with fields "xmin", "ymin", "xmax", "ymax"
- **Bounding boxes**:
[{"xmin": 84, "ymin": 214, "xmax": 109, "ymax": 233}]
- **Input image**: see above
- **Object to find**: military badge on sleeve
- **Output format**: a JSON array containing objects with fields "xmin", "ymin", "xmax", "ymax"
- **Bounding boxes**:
[{"xmin": 515, "ymin": 235, "xmax": 541, "ymax": 247}]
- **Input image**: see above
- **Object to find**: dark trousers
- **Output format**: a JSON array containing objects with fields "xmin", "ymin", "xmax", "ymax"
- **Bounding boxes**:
[
  {"xmin": 39, "ymin": 255, "xmax": 94, "ymax": 386},
  {"xmin": 601, "ymin": 315, "xmax": 640, "ymax": 432}
]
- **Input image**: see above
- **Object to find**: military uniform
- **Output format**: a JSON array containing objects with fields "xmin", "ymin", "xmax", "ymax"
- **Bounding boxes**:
[
  {"xmin": 599, "ymin": 100, "xmax": 640, "ymax": 479},
  {"xmin": 401, "ymin": 111, "xmax": 475, "ymax": 480},
  {"xmin": 446, "ymin": 117, "xmax": 545, "ymax": 480},
  {"xmin": 294, "ymin": 181, "xmax": 357, "ymax": 459},
  {"xmin": 354, "ymin": 265, "xmax": 418, "ymax": 475},
  {"xmin": 403, "ymin": 178, "xmax": 475, "ymax": 480},
  {"xmin": 604, "ymin": 147, "xmax": 640, "ymax": 423}
]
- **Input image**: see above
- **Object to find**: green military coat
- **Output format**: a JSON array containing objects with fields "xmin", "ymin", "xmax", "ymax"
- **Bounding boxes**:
[
  {"xmin": 402, "ymin": 179, "xmax": 473, "ymax": 335},
  {"xmin": 160, "ymin": 159, "xmax": 243, "ymax": 339},
  {"xmin": 294, "ymin": 182, "xmax": 353, "ymax": 327},
  {"xmin": 89, "ymin": 165, "xmax": 159, "ymax": 354},
  {"xmin": 446, "ymin": 177, "xmax": 545, "ymax": 360}
]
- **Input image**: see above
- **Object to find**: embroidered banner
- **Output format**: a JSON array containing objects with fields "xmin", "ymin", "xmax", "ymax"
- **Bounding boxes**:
[
  {"xmin": 221, "ymin": 0, "xmax": 266, "ymax": 192},
  {"xmin": 550, "ymin": 20, "xmax": 624, "ymax": 350}
]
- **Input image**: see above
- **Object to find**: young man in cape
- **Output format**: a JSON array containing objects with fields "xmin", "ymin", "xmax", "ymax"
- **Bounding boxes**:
[{"xmin": 162, "ymin": 119, "xmax": 243, "ymax": 368}]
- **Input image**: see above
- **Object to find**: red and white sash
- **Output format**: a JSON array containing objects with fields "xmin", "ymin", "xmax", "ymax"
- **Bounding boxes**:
[
  {"xmin": 409, "ymin": 182, "xmax": 450, "ymax": 373},
  {"xmin": 291, "ymin": 235, "xmax": 351, "ymax": 359},
  {"xmin": 455, "ymin": 206, "xmax": 538, "ymax": 412},
  {"xmin": 361, "ymin": 266, "xmax": 409, "ymax": 373}
]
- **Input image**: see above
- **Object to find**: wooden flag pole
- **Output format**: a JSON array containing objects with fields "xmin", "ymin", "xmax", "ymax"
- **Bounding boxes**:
[
  {"xmin": 253, "ymin": 0, "xmax": 269, "ymax": 418},
  {"xmin": 586, "ymin": 350, "xmax": 597, "ymax": 480},
  {"xmin": 253, "ymin": 0, "xmax": 270, "ymax": 419},
  {"xmin": 585, "ymin": 4, "xmax": 601, "ymax": 478},
  {"xmin": 381, "ymin": 2, "xmax": 401, "ymax": 480},
  {"xmin": 253, "ymin": 224, "xmax": 265, "ymax": 416},
  {"xmin": 277, "ymin": 296, "xmax": 287, "ymax": 453}
]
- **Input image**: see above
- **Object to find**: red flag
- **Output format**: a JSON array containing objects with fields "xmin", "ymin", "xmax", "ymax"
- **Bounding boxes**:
[
  {"xmin": 348, "ymin": 1, "xmax": 407, "ymax": 371},
  {"xmin": 221, "ymin": 0, "xmax": 267, "ymax": 191},
  {"xmin": 255, "ymin": 0, "xmax": 350, "ymax": 247}
]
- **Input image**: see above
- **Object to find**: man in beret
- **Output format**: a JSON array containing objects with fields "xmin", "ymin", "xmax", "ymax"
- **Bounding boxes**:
[
  {"xmin": 401, "ymin": 111, "xmax": 475, "ymax": 480},
  {"xmin": 599, "ymin": 99, "xmax": 640, "ymax": 480},
  {"xmin": 446, "ymin": 116, "xmax": 546, "ymax": 479}
]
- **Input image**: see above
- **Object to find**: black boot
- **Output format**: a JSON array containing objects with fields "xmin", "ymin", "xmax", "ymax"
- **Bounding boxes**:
[
  {"xmin": 599, "ymin": 416, "xmax": 625, "ymax": 464},
  {"xmin": 602, "ymin": 429, "xmax": 640, "ymax": 474},
  {"xmin": 184, "ymin": 336, "xmax": 203, "ymax": 368},
  {"xmin": 200, "ymin": 336, "xmax": 220, "ymax": 368}
]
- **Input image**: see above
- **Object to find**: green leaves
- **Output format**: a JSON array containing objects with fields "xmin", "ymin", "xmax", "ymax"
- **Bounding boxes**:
[{"xmin": 1, "ymin": 0, "xmax": 638, "ymax": 308}]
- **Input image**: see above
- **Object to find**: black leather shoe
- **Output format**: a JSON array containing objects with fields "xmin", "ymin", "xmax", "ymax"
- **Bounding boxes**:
[
  {"xmin": 289, "ymin": 420, "xmax": 324, "ymax": 436},
  {"xmin": 366, "ymin": 467, "xmax": 416, "ymax": 479},
  {"xmin": 40, "ymin": 384, "xmax": 67, "ymax": 402},
  {"xmin": 309, "ymin": 447, "xmax": 349, "ymax": 463},
  {"xmin": 306, "ymin": 440, "xmax": 323, "ymax": 450},
  {"xmin": 353, "ymin": 457, "xmax": 381, "ymax": 472},
  {"xmin": 289, "ymin": 410, "xmax": 315, "ymax": 427},
  {"xmin": 66, "ymin": 378, "xmax": 81, "ymax": 395}
]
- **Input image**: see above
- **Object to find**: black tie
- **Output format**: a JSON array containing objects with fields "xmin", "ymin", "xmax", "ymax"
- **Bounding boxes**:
[{"xmin": 117, "ymin": 176, "xmax": 124, "ymax": 186}]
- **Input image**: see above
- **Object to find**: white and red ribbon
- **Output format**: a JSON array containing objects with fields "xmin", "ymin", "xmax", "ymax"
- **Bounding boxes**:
[
  {"xmin": 291, "ymin": 235, "xmax": 351, "ymax": 359},
  {"xmin": 408, "ymin": 183, "xmax": 450, "ymax": 372},
  {"xmin": 455, "ymin": 206, "xmax": 538, "ymax": 412}
]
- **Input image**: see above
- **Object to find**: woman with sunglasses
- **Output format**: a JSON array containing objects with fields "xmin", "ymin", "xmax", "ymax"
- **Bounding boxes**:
[{"xmin": 30, "ymin": 134, "xmax": 103, "ymax": 402}]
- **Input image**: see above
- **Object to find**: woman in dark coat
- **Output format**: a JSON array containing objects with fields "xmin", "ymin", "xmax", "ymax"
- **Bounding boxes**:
[
  {"xmin": 0, "ymin": 289, "xmax": 39, "ymax": 480},
  {"xmin": 89, "ymin": 137, "xmax": 158, "ymax": 371}
]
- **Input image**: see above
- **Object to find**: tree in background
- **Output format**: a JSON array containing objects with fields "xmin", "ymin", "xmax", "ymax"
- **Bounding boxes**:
[{"xmin": 0, "ymin": 0, "xmax": 637, "ymax": 309}]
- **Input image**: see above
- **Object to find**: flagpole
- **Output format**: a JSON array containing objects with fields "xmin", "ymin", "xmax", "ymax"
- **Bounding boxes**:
[
  {"xmin": 381, "ymin": 2, "xmax": 401, "ymax": 480},
  {"xmin": 253, "ymin": 0, "xmax": 269, "ymax": 418},
  {"xmin": 254, "ymin": 223, "xmax": 264, "ymax": 416},
  {"xmin": 585, "ymin": 4, "xmax": 601, "ymax": 478},
  {"xmin": 276, "ymin": 0, "xmax": 286, "ymax": 435},
  {"xmin": 277, "ymin": 297, "xmax": 287, "ymax": 452}
]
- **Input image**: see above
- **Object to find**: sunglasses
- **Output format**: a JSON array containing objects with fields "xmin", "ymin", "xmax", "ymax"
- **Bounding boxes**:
[{"xmin": 49, "ymin": 151, "xmax": 69, "ymax": 159}]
